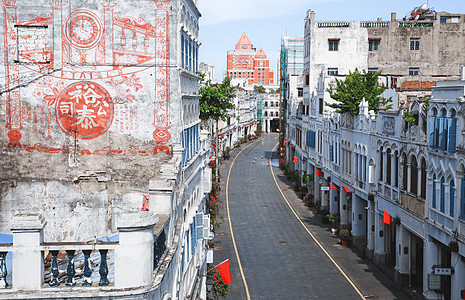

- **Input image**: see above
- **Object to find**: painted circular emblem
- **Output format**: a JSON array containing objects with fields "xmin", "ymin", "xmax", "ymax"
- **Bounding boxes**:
[
  {"xmin": 56, "ymin": 81, "xmax": 114, "ymax": 140},
  {"xmin": 65, "ymin": 10, "xmax": 102, "ymax": 49}
]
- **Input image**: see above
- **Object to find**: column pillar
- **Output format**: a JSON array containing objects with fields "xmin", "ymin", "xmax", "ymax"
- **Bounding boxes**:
[
  {"xmin": 366, "ymin": 199, "xmax": 375, "ymax": 259},
  {"xmin": 423, "ymin": 237, "xmax": 440, "ymax": 299},
  {"xmin": 340, "ymin": 189, "xmax": 349, "ymax": 229},
  {"xmin": 11, "ymin": 214, "xmax": 46, "ymax": 290},
  {"xmin": 115, "ymin": 212, "xmax": 158, "ymax": 288},
  {"xmin": 374, "ymin": 211, "xmax": 386, "ymax": 266},
  {"xmin": 395, "ymin": 226, "xmax": 410, "ymax": 287}
]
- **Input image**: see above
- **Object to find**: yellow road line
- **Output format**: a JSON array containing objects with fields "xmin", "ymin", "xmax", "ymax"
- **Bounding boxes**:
[
  {"xmin": 269, "ymin": 142, "xmax": 366, "ymax": 300},
  {"xmin": 225, "ymin": 140, "xmax": 256, "ymax": 300}
]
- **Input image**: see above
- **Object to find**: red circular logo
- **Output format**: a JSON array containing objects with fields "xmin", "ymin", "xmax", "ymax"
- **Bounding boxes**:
[{"xmin": 56, "ymin": 81, "xmax": 114, "ymax": 140}]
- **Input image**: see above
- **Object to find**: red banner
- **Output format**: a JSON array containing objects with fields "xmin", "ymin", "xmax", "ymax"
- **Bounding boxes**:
[
  {"xmin": 342, "ymin": 185, "xmax": 351, "ymax": 193},
  {"xmin": 315, "ymin": 169, "xmax": 323, "ymax": 176},
  {"xmin": 216, "ymin": 259, "xmax": 231, "ymax": 284},
  {"xmin": 293, "ymin": 156, "xmax": 298, "ymax": 163},
  {"xmin": 382, "ymin": 210, "xmax": 392, "ymax": 225}
]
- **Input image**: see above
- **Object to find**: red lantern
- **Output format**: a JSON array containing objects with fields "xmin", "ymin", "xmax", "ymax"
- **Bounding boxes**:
[{"xmin": 209, "ymin": 160, "xmax": 215, "ymax": 167}]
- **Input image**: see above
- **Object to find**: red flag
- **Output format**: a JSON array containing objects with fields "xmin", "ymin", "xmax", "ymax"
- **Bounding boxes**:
[
  {"xmin": 216, "ymin": 259, "xmax": 231, "ymax": 284},
  {"xmin": 293, "ymin": 156, "xmax": 298, "ymax": 163},
  {"xmin": 383, "ymin": 210, "xmax": 392, "ymax": 225},
  {"xmin": 142, "ymin": 193, "xmax": 149, "ymax": 211},
  {"xmin": 229, "ymin": 130, "xmax": 232, "ymax": 133},
  {"xmin": 209, "ymin": 154, "xmax": 213, "ymax": 159},
  {"xmin": 283, "ymin": 140, "xmax": 287, "ymax": 146},
  {"xmin": 342, "ymin": 185, "xmax": 351, "ymax": 193},
  {"xmin": 330, "ymin": 184, "xmax": 337, "ymax": 191},
  {"xmin": 222, "ymin": 135, "xmax": 225, "ymax": 139},
  {"xmin": 315, "ymin": 169, "xmax": 323, "ymax": 176}
]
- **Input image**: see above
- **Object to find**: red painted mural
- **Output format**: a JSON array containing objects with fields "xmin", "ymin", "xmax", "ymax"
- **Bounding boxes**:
[{"xmin": 2, "ymin": 0, "xmax": 172, "ymax": 156}]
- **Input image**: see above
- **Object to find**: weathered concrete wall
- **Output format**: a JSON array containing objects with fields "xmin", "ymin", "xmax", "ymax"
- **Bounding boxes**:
[
  {"xmin": 368, "ymin": 13, "xmax": 465, "ymax": 75},
  {"xmin": 0, "ymin": 0, "xmax": 180, "ymax": 241}
]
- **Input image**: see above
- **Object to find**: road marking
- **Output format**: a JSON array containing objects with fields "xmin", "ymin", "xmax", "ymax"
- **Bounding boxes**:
[
  {"xmin": 225, "ymin": 140, "xmax": 257, "ymax": 300},
  {"xmin": 269, "ymin": 142, "xmax": 366, "ymax": 300}
]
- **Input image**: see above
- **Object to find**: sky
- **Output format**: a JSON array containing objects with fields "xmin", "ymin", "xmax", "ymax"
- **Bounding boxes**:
[{"xmin": 198, "ymin": 0, "xmax": 465, "ymax": 83}]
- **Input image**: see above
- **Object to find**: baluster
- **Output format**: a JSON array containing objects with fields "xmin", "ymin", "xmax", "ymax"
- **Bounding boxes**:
[
  {"xmin": 49, "ymin": 250, "xmax": 60, "ymax": 287},
  {"xmin": 82, "ymin": 250, "xmax": 92, "ymax": 286},
  {"xmin": 0, "ymin": 252, "xmax": 8, "ymax": 288},
  {"xmin": 65, "ymin": 250, "xmax": 76, "ymax": 286},
  {"xmin": 98, "ymin": 249, "xmax": 109, "ymax": 286}
]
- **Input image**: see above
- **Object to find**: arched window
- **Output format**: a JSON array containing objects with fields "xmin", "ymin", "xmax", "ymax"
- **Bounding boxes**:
[
  {"xmin": 386, "ymin": 149, "xmax": 391, "ymax": 185},
  {"xmin": 379, "ymin": 147, "xmax": 384, "ymax": 181},
  {"xmin": 450, "ymin": 179, "xmax": 455, "ymax": 217},
  {"xmin": 432, "ymin": 174, "xmax": 437, "ymax": 209},
  {"xmin": 402, "ymin": 153, "xmax": 408, "ymax": 190},
  {"xmin": 410, "ymin": 156, "xmax": 418, "ymax": 195},
  {"xmin": 420, "ymin": 158, "xmax": 427, "ymax": 199},
  {"xmin": 395, "ymin": 151, "xmax": 399, "ymax": 187},
  {"xmin": 440, "ymin": 177, "xmax": 445, "ymax": 213}
]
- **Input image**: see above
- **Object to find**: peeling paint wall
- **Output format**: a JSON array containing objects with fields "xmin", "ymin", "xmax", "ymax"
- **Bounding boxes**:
[{"xmin": 0, "ymin": 0, "xmax": 181, "ymax": 242}]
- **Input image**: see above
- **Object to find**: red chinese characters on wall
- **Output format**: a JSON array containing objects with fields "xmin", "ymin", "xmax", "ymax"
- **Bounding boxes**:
[{"xmin": 55, "ymin": 81, "xmax": 114, "ymax": 140}]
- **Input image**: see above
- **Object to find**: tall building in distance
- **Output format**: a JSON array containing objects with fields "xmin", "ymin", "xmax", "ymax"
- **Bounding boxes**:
[
  {"xmin": 226, "ymin": 33, "xmax": 274, "ymax": 85},
  {"xmin": 280, "ymin": 37, "xmax": 304, "ymax": 132}
]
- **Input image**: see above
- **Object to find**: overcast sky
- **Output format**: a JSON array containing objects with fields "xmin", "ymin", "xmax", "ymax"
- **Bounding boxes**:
[{"xmin": 198, "ymin": 0, "xmax": 465, "ymax": 83}]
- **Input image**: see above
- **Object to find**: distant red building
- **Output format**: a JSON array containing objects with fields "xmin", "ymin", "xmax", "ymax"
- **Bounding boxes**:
[{"xmin": 226, "ymin": 33, "xmax": 274, "ymax": 85}]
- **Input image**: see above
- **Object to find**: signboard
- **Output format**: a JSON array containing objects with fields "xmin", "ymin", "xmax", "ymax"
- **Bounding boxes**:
[
  {"xmin": 321, "ymin": 186, "xmax": 330, "ymax": 191},
  {"xmin": 208, "ymin": 232, "xmax": 215, "ymax": 240},
  {"xmin": 207, "ymin": 250, "xmax": 213, "ymax": 264},
  {"xmin": 434, "ymin": 267, "xmax": 452, "ymax": 275},
  {"xmin": 428, "ymin": 274, "xmax": 441, "ymax": 290}
]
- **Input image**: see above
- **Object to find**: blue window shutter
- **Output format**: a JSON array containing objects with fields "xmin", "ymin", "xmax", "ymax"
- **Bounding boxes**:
[
  {"xmin": 191, "ymin": 222, "xmax": 196, "ymax": 255},
  {"xmin": 330, "ymin": 145, "xmax": 334, "ymax": 161},
  {"xmin": 434, "ymin": 117, "xmax": 440, "ymax": 148},
  {"xmin": 432, "ymin": 175, "xmax": 437, "ymax": 209},
  {"xmin": 306, "ymin": 131, "xmax": 311, "ymax": 148},
  {"xmin": 195, "ymin": 213, "xmax": 203, "ymax": 241},
  {"xmin": 440, "ymin": 177, "xmax": 445, "ymax": 213},
  {"xmin": 439, "ymin": 118, "xmax": 446, "ymax": 151},
  {"xmin": 448, "ymin": 117, "xmax": 457, "ymax": 152},
  {"xmin": 429, "ymin": 116, "xmax": 436, "ymax": 148},
  {"xmin": 450, "ymin": 181, "xmax": 455, "ymax": 217},
  {"xmin": 181, "ymin": 34, "xmax": 185, "ymax": 68},
  {"xmin": 461, "ymin": 179, "xmax": 465, "ymax": 219}
]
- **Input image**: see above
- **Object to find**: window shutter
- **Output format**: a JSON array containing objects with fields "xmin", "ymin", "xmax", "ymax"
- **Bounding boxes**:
[
  {"xmin": 191, "ymin": 222, "xmax": 196, "ymax": 255},
  {"xmin": 329, "ymin": 145, "xmax": 334, "ymax": 161},
  {"xmin": 434, "ymin": 117, "xmax": 440, "ymax": 149},
  {"xmin": 461, "ymin": 179, "xmax": 465, "ymax": 220},
  {"xmin": 432, "ymin": 176, "xmax": 437, "ymax": 209},
  {"xmin": 447, "ymin": 117, "xmax": 457, "ymax": 152},
  {"xmin": 429, "ymin": 116, "xmax": 436, "ymax": 148},
  {"xmin": 195, "ymin": 213, "xmax": 204, "ymax": 241},
  {"xmin": 203, "ymin": 214, "xmax": 210, "ymax": 239},
  {"xmin": 439, "ymin": 118, "xmax": 446, "ymax": 151}
]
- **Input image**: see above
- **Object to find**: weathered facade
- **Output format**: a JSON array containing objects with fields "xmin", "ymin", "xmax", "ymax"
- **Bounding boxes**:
[
  {"xmin": 286, "ymin": 7, "xmax": 465, "ymax": 300},
  {"xmin": 0, "ymin": 0, "xmax": 210, "ymax": 299}
]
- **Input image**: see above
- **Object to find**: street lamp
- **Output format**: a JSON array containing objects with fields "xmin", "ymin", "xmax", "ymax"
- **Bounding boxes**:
[{"xmin": 206, "ymin": 279, "xmax": 214, "ymax": 293}]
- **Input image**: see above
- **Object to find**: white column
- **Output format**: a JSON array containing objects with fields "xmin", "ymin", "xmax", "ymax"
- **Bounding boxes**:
[
  {"xmin": 115, "ymin": 212, "xmax": 158, "ymax": 288},
  {"xmin": 340, "ymin": 189, "xmax": 349, "ymax": 228},
  {"xmin": 11, "ymin": 214, "xmax": 46, "ymax": 290},
  {"xmin": 423, "ymin": 237, "xmax": 440, "ymax": 299},
  {"xmin": 395, "ymin": 226, "xmax": 410, "ymax": 286},
  {"xmin": 451, "ymin": 252, "xmax": 465, "ymax": 300},
  {"xmin": 374, "ymin": 211, "xmax": 386, "ymax": 266}
]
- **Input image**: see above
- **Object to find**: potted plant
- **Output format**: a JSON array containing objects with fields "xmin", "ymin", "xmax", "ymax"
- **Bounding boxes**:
[
  {"xmin": 327, "ymin": 212, "xmax": 340, "ymax": 234},
  {"xmin": 339, "ymin": 229, "xmax": 352, "ymax": 247}
]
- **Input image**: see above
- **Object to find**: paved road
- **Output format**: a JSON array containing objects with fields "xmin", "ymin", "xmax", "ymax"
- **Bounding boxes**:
[{"xmin": 214, "ymin": 134, "xmax": 363, "ymax": 299}]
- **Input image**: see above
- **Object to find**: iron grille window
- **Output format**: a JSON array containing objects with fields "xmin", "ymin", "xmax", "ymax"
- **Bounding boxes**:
[
  {"xmin": 368, "ymin": 39, "xmax": 380, "ymax": 51},
  {"xmin": 410, "ymin": 38, "xmax": 420, "ymax": 50},
  {"xmin": 328, "ymin": 39, "xmax": 339, "ymax": 51}
]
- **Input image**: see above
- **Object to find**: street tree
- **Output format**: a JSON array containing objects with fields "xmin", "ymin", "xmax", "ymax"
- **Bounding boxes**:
[
  {"xmin": 326, "ymin": 68, "xmax": 391, "ymax": 115},
  {"xmin": 199, "ymin": 75, "xmax": 236, "ymax": 184},
  {"xmin": 254, "ymin": 85, "xmax": 266, "ymax": 93}
]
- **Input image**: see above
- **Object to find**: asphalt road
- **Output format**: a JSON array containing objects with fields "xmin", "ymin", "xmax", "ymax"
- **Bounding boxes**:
[{"xmin": 213, "ymin": 133, "xmax": 363, "ymax": 299}]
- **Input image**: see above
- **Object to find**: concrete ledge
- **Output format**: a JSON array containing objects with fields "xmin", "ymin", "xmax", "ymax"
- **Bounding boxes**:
[
  {"xmin": 116, "ymin": 211, "xmax": 159, "ymax": 231},
  {"xmin": 10, "ymin": 213, "xmax": 46, "ymax": 231}
]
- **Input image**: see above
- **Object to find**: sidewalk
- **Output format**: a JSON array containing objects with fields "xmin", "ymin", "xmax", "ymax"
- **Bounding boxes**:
[{"xmin": 272, "ymin": 169, "xmax": 410, "ymax": 300}]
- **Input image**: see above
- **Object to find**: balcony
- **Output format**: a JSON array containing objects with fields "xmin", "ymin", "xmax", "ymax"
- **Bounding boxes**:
[
  {"xmin": 400, "ymin": 192, "xmax": 425, "ymax": 217},
  {"xmin": 0, "ymin": 212, "xmax": 174, "ymax": 298}
]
